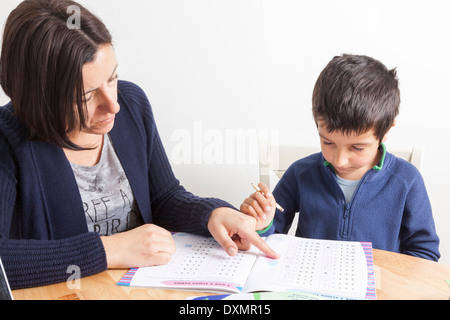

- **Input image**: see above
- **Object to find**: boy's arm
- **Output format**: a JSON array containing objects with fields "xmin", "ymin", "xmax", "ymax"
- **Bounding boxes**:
[
  {"xmin": 400, "ymin": 174, "xmax": 440, "ymax": 261},
  {"xmin": 272, "ymin": 165, "xmax": 300, "ymax": 235}
]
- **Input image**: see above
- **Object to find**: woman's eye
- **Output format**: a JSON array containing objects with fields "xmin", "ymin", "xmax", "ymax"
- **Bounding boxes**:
[
  {"xmin": 83, "ymin": 95, "xmax": 93, "ymax": 103},
  {"xmin": 109, "ymin": 74, "xmax": 118, "ymax": 83}
]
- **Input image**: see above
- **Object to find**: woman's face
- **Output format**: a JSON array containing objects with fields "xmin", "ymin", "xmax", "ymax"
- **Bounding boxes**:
[{"xmin": 78, "ymin": 43, "xmax": 120, "ymax": 136}]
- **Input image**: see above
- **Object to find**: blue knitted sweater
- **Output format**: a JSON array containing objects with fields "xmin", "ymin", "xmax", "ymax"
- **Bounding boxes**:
[
  {"xmin": 0, "ymin": 81, "xmax": 232, "ymax": 289},
  {"xmin": 263, "ymin": 149, "xmax": 440, "ymax": 261}
]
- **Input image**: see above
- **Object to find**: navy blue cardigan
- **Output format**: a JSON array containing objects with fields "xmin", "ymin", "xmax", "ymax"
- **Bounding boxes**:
[{"xmin": 0, "ymin": 81, "xmax": 232, "ymax": 289}]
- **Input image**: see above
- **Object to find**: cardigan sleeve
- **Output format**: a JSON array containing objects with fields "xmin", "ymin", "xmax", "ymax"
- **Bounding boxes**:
[
  {"xmin": 0, "ymin": 234, "xmax": 107, "ymax": 290},
  {"xmin": 116, "ymin": 81, "xmax": 235, "ymax": 236},
  {"xmin": 147, "ymin": 123, "xmax": 234, "ymax": 236},
  {"xmin": 126, "ymin": 84, "xmax": 235, "ymax": 236}
]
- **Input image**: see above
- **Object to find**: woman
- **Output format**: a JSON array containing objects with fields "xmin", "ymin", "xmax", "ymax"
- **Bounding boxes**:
[{"xmin": 0, "ymin": 0, "xmax": 277, "ymax": 290}]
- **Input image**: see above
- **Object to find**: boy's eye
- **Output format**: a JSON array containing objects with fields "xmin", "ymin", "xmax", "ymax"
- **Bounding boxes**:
[{"xmin": 353, "ymin": 146, "xmax": 364, "ymax": 152}]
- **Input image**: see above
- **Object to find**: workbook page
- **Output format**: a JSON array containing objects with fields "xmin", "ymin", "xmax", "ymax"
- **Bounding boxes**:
[
  {"xmin": 243, "ymin": 234, "xmax": 372, "ymax": 299},
  {"xmin": 124, "ymin": 233, "xmax": 259, "ymax": 293}
]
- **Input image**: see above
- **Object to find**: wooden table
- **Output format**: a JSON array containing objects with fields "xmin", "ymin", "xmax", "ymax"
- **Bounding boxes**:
[{"xmin": 11, "ymin": 249, "xmax": 450, "ymax": 300}]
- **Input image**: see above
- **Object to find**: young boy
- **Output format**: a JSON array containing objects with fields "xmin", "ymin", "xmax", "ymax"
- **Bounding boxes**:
[{"xmin": 241, "ymin": 54, "xmax": 440, "ymax": 261}]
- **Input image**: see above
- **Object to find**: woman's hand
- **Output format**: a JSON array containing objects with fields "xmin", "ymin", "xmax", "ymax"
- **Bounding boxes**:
[
  {"xmin": 101, "ymin": 224, "xmax": 176, "ymax": 269},
  {"xmin": 207, "ymin": 207, "xmax": 279, "ymax": 259}
]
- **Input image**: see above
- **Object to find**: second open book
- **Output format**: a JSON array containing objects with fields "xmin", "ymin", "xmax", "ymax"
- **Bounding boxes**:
[{"xmin": 118, "ymin": 232, "xmax": 376, "ymax": 300}]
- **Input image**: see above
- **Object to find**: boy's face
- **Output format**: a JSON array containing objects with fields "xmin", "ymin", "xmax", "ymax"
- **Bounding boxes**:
[{"xmin": 317, "ymin": 122, "xmax": 383, "ymax": 180}]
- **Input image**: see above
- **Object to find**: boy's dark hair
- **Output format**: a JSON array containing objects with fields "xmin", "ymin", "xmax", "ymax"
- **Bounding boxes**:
[
  {"xmin": 312, "ymin": 54, "xmax": 400, "ymax": 142},
  {"xmin": 0, "ymin": 0, "xmax": 112, "ymax": 150}
]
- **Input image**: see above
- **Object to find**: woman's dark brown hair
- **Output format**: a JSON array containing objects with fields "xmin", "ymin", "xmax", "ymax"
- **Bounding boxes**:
[
  {"xmin": 312, "ymin": 54, "xmax": 400, "ymax": 142},
  {"xmin": 0, "ymin": 0, "xmax": 112, "ymax": 150}
]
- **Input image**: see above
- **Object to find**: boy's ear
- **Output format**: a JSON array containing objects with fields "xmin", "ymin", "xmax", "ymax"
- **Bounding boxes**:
[{"xmin": 381, "ymin": 121, "xmax": 396, "ymax": 143}]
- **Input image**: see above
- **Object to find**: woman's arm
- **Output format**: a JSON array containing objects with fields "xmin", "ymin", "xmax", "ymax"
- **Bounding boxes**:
[
  {"xmin": 125, "ymin": 83, "xmax": 234, "ymax": 236},
  {"xmin": 0, "ymin": 233, "xmax": 107, "ymax": 290}
]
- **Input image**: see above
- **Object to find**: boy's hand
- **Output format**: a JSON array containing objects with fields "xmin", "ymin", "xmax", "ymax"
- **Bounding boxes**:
[{"xmin": 240, "ymin": 182, "xmax": 276, "ymax": 231}]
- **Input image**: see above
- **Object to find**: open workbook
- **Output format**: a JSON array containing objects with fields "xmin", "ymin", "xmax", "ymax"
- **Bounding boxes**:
[{"xmin": 118, "ymin": 232, "xmax": 376, "ymax": 300}]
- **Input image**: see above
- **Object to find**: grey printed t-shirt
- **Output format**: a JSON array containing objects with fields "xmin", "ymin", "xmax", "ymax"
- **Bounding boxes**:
[{"xmin": 69, "ymin": 134, "xmax": 143, "ymax": 236}]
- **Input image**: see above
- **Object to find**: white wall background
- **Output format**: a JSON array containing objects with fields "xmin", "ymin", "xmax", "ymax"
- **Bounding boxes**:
[{"xmin": 1, "ymin": 0, "xmax": 449, "ymax": 264}]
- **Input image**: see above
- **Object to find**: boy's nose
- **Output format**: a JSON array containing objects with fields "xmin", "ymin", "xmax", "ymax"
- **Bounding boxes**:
[{"xmin": 334, "ymin": 150, "xmax": 348, "ymax": 168}]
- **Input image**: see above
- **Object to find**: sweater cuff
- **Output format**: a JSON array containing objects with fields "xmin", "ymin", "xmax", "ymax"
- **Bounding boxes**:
[
  {"xmin": 256, "ymin": 220, "xmax": 276, "ymax": 237},
  {"xmin": 256, "ymin": 220, "xmax": 274, "ymax": 235}
]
